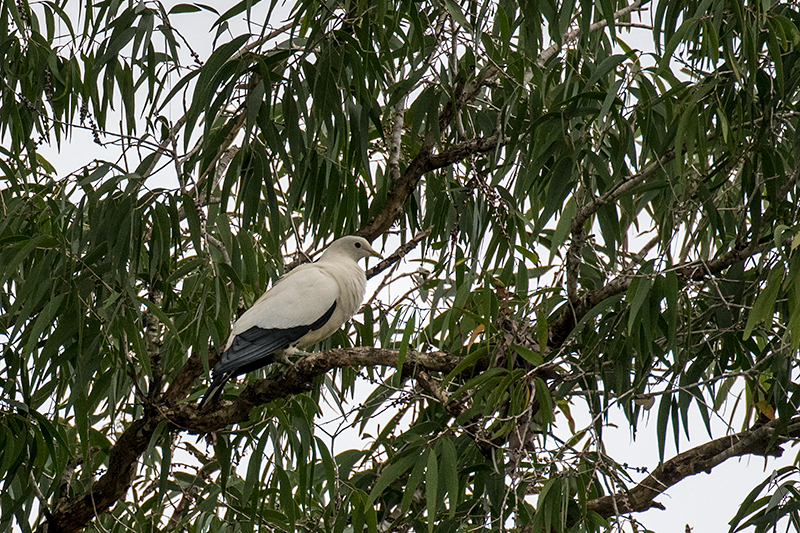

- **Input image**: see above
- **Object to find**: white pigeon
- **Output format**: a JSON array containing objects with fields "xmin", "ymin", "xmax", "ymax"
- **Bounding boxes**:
[{"xmin": 200, "ymin": 236, "xmax": 381, "ymax": 408}]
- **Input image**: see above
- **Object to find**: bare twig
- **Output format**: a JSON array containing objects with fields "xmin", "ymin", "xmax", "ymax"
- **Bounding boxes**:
[
  {"xmin": 365, "ymin": 227, "xmax": 432, "ymax": 279},
  {"xmin": 143, "ymin": 114, "xmax": 187, "ymax": 179},
  {"xmin": 165, "ymin": 462, "xmax": 220, "ymax": 530},
  {"xmin": 231, "ymin": 22, "xmax": 294, "ymax": 62},
  {"xmin": 29, "ymin": 471, "xmax": 51, "ymax": 519}
]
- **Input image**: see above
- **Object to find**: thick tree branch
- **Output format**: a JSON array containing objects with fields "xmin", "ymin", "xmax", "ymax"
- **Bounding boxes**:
[
  {"xmin": 584, "ymin": 419, "xmax": 796, "ymax": 518},
  {"xmin": 163, "ymin": 348, "xmax": 219, "ymax": 407},
  {"xmin": 176, "ymin": 347, "xmax": 462, "ymax": 433},
  {"xmin": 46, "ymin": 417, "xmax": 160, "ymax": 533},
  {"xmin": 40, "ymin": 347, "xmax": 461, "ymax": 533},
  {"xmin": 359, "ymin": 130, "xmax": 507, "ymax": 241},
  {"xmin": 429, "ymin": 132, "xmax": 507, "ymax": 169}
]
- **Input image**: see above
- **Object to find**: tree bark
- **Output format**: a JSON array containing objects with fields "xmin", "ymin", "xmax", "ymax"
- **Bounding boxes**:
[{"xmin": 585, "ymin": 422, "xmax": 790, "ymax": 519}]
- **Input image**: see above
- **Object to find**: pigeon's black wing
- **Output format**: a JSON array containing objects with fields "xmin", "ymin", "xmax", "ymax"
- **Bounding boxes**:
[{"xmin": 199, "ymin": 301, "xmax": 336, "ymax": 409}]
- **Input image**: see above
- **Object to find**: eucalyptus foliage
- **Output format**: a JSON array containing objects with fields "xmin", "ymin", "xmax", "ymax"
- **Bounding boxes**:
[{"xmin": 2, "ymin": 0, "xmax": 800, "ymax": 532}]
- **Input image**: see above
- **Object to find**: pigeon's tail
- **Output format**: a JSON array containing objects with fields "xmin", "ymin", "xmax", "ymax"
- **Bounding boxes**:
[
  {"xmin": 198, "ymin": 303, "xmax": 337, "ymax": 410},
  {"xmin": 198, "ymin": 371, "xmax": 232, "ymax": 410}
]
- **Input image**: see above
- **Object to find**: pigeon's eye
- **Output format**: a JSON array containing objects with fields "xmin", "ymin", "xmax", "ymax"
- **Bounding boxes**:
[{"xmin": 355, "ymin": 242, "xmax": 362, "ymax": 248}]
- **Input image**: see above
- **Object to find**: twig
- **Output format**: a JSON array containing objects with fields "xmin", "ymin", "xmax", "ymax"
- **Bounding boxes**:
[
  {"xmin": 365, "ymin": 227, "xmax": 432, "ymax": 279},
  {"xmin": 143, "ymin": 115, "xmax": 187, "ymax": 179},
  {"xmin": 536, "ymin": 0, "xmax": 646, "ymax": 67},
  {"xmin": 359, "ymin": 66, "xmax": 502, "ymax": 240},
  {"xmin": 230, "ymin": 22, "xmax": 294, "ymax": 62},
  {"xmin": 29, "ymin": 471, "xmax": 52, "ymax": 519}
]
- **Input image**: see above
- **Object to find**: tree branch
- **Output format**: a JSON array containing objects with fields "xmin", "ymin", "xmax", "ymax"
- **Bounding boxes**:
[
  {"xmin": 554, "ymin": 242, "xmax": 779, "ymax": 349},
  {"xmin": 359, "ymin": 66, "xmax": 501, "ymax": 241},
  {"xmin": 366, "ymin": 226, "xmax": 432, "ymax": 279},
  {"xmin": 674, "ymin": 166, "xmax": 800, "ymax": 281},
  {"xmin": 163, "ymin": 348, "xmax": 219, "ymax": 407},
  {"xmin": 359, "ymin": 130, "xmax": 507, "ymax": 241},
  {"xmin": 536, "ymin": 0, "xmax": 646, "ymax": 67},
  {"xmin": 176, "ymin": 347, "xmax": 462, "ymax": 433},
  {"xmin": 548, "ymin": 232, "xmax": 778, "ymax": 349},
  {"xmin": 39, "ymin": 347, "xmax": 462, "ymax": 533},
  {"xmin": 46, "ymin": 417, "xmax": 160, "ymax": 533},
  {"xmin": 584, "ymin": 420, "xmax": 795, "ymax": 518},
  {"xmin": 39, "ymin": 339, "xmax": 798, "ymax": 533},
  {"xmin": 572, "ymin": 150, "xmax": 676, "ymax": 234},
  {"xmin": 551, "ymin": 151, "xmax": 676, "ymax": 346},
  {"xmin": 549, "ymin": 152, "xmax": 798, "ymax": 349},
  {"xmin": 388, "ymin": 97, "xmax": 407, "ymax": 184}
]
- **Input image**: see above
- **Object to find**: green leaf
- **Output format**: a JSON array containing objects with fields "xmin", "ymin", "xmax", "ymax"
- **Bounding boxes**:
[
  {"xmin": 215, "ymin": 433, "xmax": 231, "ymax": 492},
  {"xmin": 367, "ymin": 452, "xmax": 418, "ymax": 506},
  {"xmin": 22, "ymin": 293, "xmax": 65, "ymax": 359},
  {"xmin": 743, "ymin": 264, "xmax": 786, "ymax": 338},
  {"xmin": 275, "ymin": 465, "xmax": 296, "ymax": 528},
  {"xmin": 136, "ymin": 296, "xmax": 183, "ymax": 350},
  {"xmin": 512, "ymin": 344, "xmax": 543, "ymax": 366},
  {"xmin": 426, "ymin": 447, "xmax": 439, "ymax": 532},
  {"xmin": 242, "ymin": 426, "xmax": 270, "ymax": 503},
  {"xmin": 549, "ymin": 198, "xmax": 577, "ymax": 256},
  {"xmin": 396, "ymin": 313, "xmax": 415, "ymax": 376},
  {"xmin": 401, "ymin": 448, "xmax": 429, "ymax": 511},
  {"xmin": 627, "ymin": 271, "xmax": 652, "ymax": 334},
  {"xmin": 660, "ymin": 18, "xmax": 696, "ymax": 69},
  {"xmin": 169, "ymin": 4, "xmax": 202, "ymax": 14},
  {"xmin": 182, "ymin": 194, "xmax": 204, "ymax": 254},
  {"xmin": 534, "ymin": 377, "xmax": 554, "ymax": 425},
  {"xmin": 439, "ymin": 438, "xmax": 459, "ymax": 518},
  {"xmin": 444, "ymin": 0, "xmax": 472, "ymax": 32},
  {"xmin": 656, "ymin": 393, "xmax": 672, "ymax": 461}
]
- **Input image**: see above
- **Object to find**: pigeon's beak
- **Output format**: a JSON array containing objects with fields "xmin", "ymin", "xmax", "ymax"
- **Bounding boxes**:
[{"xmin": 368, "ymin": 245, "xmax": 383, "ymax": 259}]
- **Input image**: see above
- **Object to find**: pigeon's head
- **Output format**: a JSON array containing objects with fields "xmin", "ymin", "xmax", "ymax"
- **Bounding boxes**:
[{"xmin": 321, "ymin": 236, "xmax": 382, "ymax": 263}]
